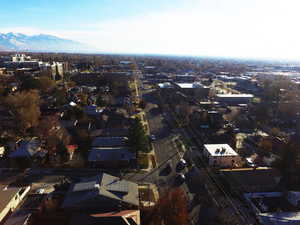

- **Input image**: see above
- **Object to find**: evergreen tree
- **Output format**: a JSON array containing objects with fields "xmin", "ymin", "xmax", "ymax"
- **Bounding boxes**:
[{"xmin": 128, "ymin": 118, "xmax": 150, "ymax": 153}]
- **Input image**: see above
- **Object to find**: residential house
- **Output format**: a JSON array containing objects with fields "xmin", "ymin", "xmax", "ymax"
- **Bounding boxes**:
[
  {"xmin": 61, "ymin": 173, "xmax": 139, "ymax": 211},
  {"xmin": 69, "ymin": 210, "xmax": 140, "ymax": 225},
  {"xmin": 88, "ymin": 147, "xmax": 135, "ymax": 168},
  {"xmin": 3, "ymin": 193, "xmax": 46, "ymax": 225},
  {"xmin": 91, "ymin": 137, "xmax": 128, "ymax": 148},
  {"xmin": 0, "ymin": 184, "xmax": 30, "ymax": 223},
  {"xmin": 84, "ymin": 105, "xmax": 104, "ymax": 117},
  {"xmin": 3, "ymin": 209, "xmax": 34, "ymax": 225},
  {"xmin": 88, "ymin": 137, "xmax": 135, "ymax": 168},
  {"xmin": 9, "ymin": 138, "xmax": 41, "ymax": 168},
  {"xmin": 90, "ymin": 128, "xmax": 129, "ymax": 137}
]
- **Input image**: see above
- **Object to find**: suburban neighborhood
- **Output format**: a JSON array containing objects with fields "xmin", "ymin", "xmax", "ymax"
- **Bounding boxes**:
[{"xmin": 0, "ymin": 52, "xmax": 299, "ymax": 225}]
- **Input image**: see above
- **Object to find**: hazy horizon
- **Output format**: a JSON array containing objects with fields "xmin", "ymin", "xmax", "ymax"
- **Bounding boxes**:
[{"xmin": 1, "ymin": 0, "xmax": 300, "ymax": 61}]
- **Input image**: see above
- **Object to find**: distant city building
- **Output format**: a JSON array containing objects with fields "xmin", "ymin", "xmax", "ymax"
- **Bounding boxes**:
[
  {"xmin": 12, "ymin": 54, "xmax": 33, "ymax": 62},
  {"xmin": 51, "ymin": 62, "xmax": 64, "ymax": 80},
  {"xmin": 174, "ymin": 74, "xmax": 196, "ymax": 82},
  {"xmin": 103, "ymin": 71, "xmax": 135, "ymax": 82},
  {"xmin": 175, "ymin": 82, "xmax": 210, "ymax": 98},
  {"xmin": 119, "ymin": 61, "xmax": 132, "ymax": 65}
]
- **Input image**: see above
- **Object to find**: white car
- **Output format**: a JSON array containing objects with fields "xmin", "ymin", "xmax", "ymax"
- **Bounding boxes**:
[
  {"xmin": 179, "ymin": 158, "xmax": 187, "ymax": 166},
  {"xmin": 177, "ymin": 173, "xmax": 185, "ymax": 181}
]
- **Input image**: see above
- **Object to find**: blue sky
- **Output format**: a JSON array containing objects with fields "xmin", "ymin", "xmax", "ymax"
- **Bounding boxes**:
[
  {"xmin": 0, "ymin": 0, "xmax": 182, "ymax": 29},
  {"xmin": 1, "ymin": 0, "xmax": 300, "ymax": 60}
]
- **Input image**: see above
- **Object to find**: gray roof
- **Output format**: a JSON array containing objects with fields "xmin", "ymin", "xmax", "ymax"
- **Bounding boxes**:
[
  {"xmin": 91, "ymin": 137, "xmax": 128, "ymax": 147},
  {"xmin": 69, "ymin": 215, "xmax": 128, "ymax": 225},
  {"xmin": 88, "ymin": 147, "xmax": 135, "ymax": 162},
  {"xmin": 69, "ymin": 213, "xmax": 138, "ymax": 225},
  {"xmin": 62, "ymin": 173, "xmax": 139, "ymax": 209},
  {"xmin": 72, "ymin": 180, "xmax": 98, "ymax": 192},
  {"xmin": 9, "ymin": 139, "xmax": 40, "ymax": 158}
]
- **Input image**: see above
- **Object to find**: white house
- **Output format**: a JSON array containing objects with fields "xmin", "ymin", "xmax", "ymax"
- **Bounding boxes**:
[{"xmin": 203, "ymin": 144, "xmax": 241, "ymax": 168}]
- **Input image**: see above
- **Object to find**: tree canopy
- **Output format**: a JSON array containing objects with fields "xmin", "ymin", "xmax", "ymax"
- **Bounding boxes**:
[
  {"xmin": 128, "ymin": 118, "xmax": 150, "ymax": 153},
  {"xmin": 143, "ymin": 188, "xmax": 188, "ymax": 225},
  {"xmin": 5, "ymin": 90, "xmax": 41, "ymax": 133}
]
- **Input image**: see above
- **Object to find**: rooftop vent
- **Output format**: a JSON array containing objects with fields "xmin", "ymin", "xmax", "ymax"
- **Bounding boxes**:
[{"xmin": 221, "ymin": 148, "xmax": 226, "ymax": 154}]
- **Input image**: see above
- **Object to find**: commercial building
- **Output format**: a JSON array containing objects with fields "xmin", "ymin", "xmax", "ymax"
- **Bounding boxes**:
[
  {"xmin": 174, "ymin": 74, "xmax": 196, "ymax": 82},
  {"xmin": 220, "ymin": 167, "xmax": 282, "ymax": 193},
  {"xmin": 216, "ymin": 94, "xmax": 254, "ymax": 105},
  {"xmin": 51, "ymin": 62, "xmax": 64, "ymax": 80},
  {"xmin": 244, "ymin": 191, "xmax": 300, "ymax": 225},
  {"xmin": 12, "ymin": 54, "xmax": 32, "ymax": 62},
  {"xmin": 175, "ymin": 82, "xmax": 210, "ymax": 98},
  {"xmin": 203, "ymin": 144, "xmax": 241, "ymax": 168}
]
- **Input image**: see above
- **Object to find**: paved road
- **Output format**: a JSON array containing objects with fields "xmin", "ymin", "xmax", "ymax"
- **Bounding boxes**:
[
  {"xmin": 125, "ymin": 87, "xmax": 203, "ymax": 224},
  {"xmin": 124, "ymin": 90, "xmax": 184, "ymax": 185}
]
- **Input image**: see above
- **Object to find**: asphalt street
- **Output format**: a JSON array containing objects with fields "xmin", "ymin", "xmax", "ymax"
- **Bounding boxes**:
[{"xmin": 124, "ymin": 87, "xmax": 204, "ymax": 224}]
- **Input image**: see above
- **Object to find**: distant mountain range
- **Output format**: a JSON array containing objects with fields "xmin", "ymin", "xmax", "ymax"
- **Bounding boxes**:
[{"xmin": 0, "ymin": 32, "xmax": 94, "ymax": 52}]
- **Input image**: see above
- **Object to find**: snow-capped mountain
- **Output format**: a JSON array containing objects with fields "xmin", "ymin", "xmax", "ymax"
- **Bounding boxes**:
[{"xmin": 0, "ymin": 32, "xmax": 94, "ymax": 52}]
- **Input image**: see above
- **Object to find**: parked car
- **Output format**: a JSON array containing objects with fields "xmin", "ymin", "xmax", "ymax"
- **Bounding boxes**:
[
  {"xmin": 175, "ymin": 173, "xmax": 186, "ymax": 185},
  {"xmin": 176, "ymin": 158, "xmax": 187, "ymax": 171},
  {"xmin": 149, "ymin": 134, "xmax": 156, "ymax": 141},
  {"xmin": 179, "ymin": 158, "xmax": 187, "ymax": 166}
]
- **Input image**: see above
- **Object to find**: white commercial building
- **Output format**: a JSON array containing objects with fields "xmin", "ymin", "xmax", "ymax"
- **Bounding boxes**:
[
  {"xmin": 203, "ymin": 144, "xmax": 241, "ymax": 168},
  {"xmin": 175, "ymin": 82, "xmax": 204, "ymax": 89},
  {"xmin": 12, "ymin": 54, "xmax": 32, "ymax": 62}
]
